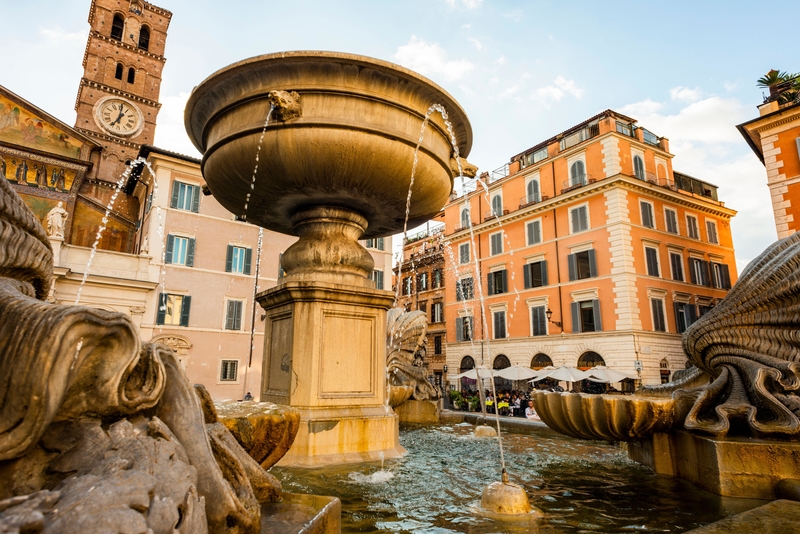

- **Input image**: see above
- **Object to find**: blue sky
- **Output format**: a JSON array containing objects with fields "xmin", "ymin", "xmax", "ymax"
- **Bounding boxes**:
[{"xmin": 2, "ymin": 0, "xmax": 795, "ymax": 271}]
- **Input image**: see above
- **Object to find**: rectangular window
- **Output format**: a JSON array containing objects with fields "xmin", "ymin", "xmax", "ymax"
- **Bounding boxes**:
[
  {"xmin": 711, "ymin": 262, "xmax": 732, "ymax": 289},
  {"xmin": 156, "ymin": 293, "xmax": 191, "ymax": 327},
  {"xmin": 170, "ymin": 181, "xmax": 200, "ymax": 212},
  {"xmin": 490, "ymin": 232, "xmax": 503, "ymax": 255},
  {"xmin": 687, "ymin": 215, "xmax": 700, "ymax": 239},
  {"xmin": 674, "ymin": 302, "xmax": 697, "ymax": 334},
  {"xmin": 531, "ymin": 305, "xmax": 547, "ymax": 336},
  {"xmin": 371, "ymin": 269, "xmax": 384, "ymax": 290},
  {"xmin": 665, "ymin": 208, "xmax": 679, "ymax": 234},
  {"xmin": 403, "ymin": 276, "xmax": 413, "ymax": 295},
  {"xmin": 432, "ymin": 269, "xmax": 443, "ymax": 288},
  {"xmin": 706, "ymin": 220, "xmax": 719, "ymax": 244},
  {"xmin": 220, "ymin": 360, "xmax": 238, "ymax": 381},
  {"xmin": 456, "ymin": 278, "xmax": 474, "ymax": 301},
  {"xmin": 418, "ymin": 301, "xmax": 427, "ymax": 313},
  {"xmin": 645, "ymin": 246, "xmax": 660, "ymax": 277},
  {"xmin": 493, "ymin": 310, "xmax": 506, "ymax": 339},
  {"xmin": 165, "ymin": 235, "xmax": 195, "ymax": 267},
  {"xmin": 365, "ymin": 237, "xmax": 385, "ymax": 250},
  {"xmin": 689, "ymin": 258, "xmax": 710, "ymax": 286},
  {"xmin": 459, "ymin": 243, "xmax": 470, "ymax": 264},
  {"xmin": 226, "ymin": 245, "xmax": 252, "ymax": 275},
  {"xmin": 434, "ymin": 335, "xmax": 442, "ymax": 355},
  {"xmin": 431, "ymin": 302, "xmax": 443, "ymax": 323},
  {"xmin": 571, "ymin": 300, "xmax": 601, "ymax": 333},
  {"xmin": 567, "ymin": 249, "xmax": 597, "ymax": 281},
  {"xmin": 570, "ymin": 205, "xmax": 589, "ymax": 233},
  {"xmin": 526, "ymin": 147, "xmax": 548, "ymax": 166},
  {"xmin": 526, "ymin": 220, "xmax": 542, "ymax": 245},
  {"xmin": 670, "ymin": 252, "xmax": 684, "ymax": 282},
  {"xmin": 640, "ymin": 201, "xmax": 655, "ymax": 228},
  {"xmin": 225, "ymin": 300, "xmax": 244, "ymax": 330},
  {"xmin": 455, "ymin": 316, "xmax": 473, "ymax": 341},
  {"xmin": 523, "ymin": 260, "xmax": 548, "ymax": 288},
  {"xmin": 651, "ymin": 298, "xmax": 666, "ymax": 332},
  {"xmin": 417, "ymin": 272, "xmax": 428, "ymax": 291},
  {"xmin": 487, "ymin": 270, "xmax": 507, "ymax": 295}
]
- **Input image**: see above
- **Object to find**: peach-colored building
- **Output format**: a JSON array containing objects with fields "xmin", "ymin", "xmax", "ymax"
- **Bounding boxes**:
[
  {"xmin": 442, "ymin": 110, "xmax": 737, "ymax": 387},
  {"xmin": 135, "ymin": 145, "xmax": 393, "ymax": 399},
  {"xmin": 738, "ymin": 83, "xmax": 800, "ymax": 239}
]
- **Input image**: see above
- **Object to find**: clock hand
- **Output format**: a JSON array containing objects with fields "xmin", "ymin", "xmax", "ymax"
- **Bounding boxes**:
[{"xmin": 110, "ymin": 105, "xmax": 125, "ymax": 126}]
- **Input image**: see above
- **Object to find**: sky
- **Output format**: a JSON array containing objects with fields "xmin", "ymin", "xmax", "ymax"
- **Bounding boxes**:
[{"xmin": 2, "ymin": 0, "xmax": 794, "ymax": 272}]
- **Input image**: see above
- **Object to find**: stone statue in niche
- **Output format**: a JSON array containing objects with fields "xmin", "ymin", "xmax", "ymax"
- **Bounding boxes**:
[
  {"xmin": 45, "ymin": 201, "xmax": 67, "ymax": 239},
  {"xmin": 386, "ymin": 307, "xmax": 441, "ymax": 407},
  {"xmin": 0, "ymin": 177, "xmax": 287, "ymax": 533}
]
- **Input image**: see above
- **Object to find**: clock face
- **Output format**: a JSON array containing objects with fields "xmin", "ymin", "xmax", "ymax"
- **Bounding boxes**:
[{"xmin": 97, "ymin": 98, "xmax": 142, "ymax": 137}]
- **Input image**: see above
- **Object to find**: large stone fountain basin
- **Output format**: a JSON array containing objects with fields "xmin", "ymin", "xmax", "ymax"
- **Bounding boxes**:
[{"xmin": 184, "ymin": 51, "xmax": 472, "ymax": 238}]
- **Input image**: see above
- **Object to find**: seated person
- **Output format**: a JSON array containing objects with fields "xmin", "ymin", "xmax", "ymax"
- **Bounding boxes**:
[{"xmin": 525, "ymin": 400, "xmax": 540, "ymax": 420}]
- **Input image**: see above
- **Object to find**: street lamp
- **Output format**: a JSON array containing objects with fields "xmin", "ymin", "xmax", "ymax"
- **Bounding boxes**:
[{"xmin": 545, "ymin": 307, "xmax": 562, "ymax": 328}]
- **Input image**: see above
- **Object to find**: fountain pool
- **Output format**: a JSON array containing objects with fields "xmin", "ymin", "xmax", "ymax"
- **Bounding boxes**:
[{"xmin": 272, "ymin": 422, "xmax": 765, "ymax": 533}]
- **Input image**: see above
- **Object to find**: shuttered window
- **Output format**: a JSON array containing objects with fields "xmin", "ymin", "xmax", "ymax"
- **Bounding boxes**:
[
  {"xmin": 170, "ymin": 181, "xmax": 200, "ymax": 212},
  {"xmin": 527, "ymin": 220, "xmax": 542, "ymax": 245},
  {"xmin": 459, "ymin": 243, "xmax": 470, "ymax": 264},
  {"xmin": 571, "ymin": 300, "xmax": 601, "ymax": 333},
  {"xmin": 567, "ymin": 249, "xmax": 597, "ymax": 280},
  {"xmin": 651, "ymin": 298, "xmax": 666, "ymax": 332},
  {"xmin": 670, "ymin": 252, "xmax": 684, "ymax": 282},
  {"xmin": 674, "ymin": 302, "xmax": 697, "ymax": 334},
  {"xmin": 487, "ymin": 270, "xmax": 507, "ymax": 295},
  {"xmin": 706, "ymin": 220, "xmax": 718, "ymax": 244},
  {"xmin": 689, "ymin": 258, "xmax": 711, "ymax": 286},
  {"xmin": 456, "ymin": 278, "xmax": 474, "ymax": 301},
  {"xmin": 156, "ymin": 293, "xmax": 191, "ymax": 327},
  {"xmin": 371, "ymin": 270, "xmax": 384, "ymax": 290},
  {"xmin": 711, "ymin": 262, "xmax": 732, "ymax": 289},
  {"xmin": 665, "ymin": 208, "xmax": 679, "ymax": 234},
  {"xmin": 687, "ymin": 215, "xmax": 700, "ymax": 239},
  {"xmin": 490, "ymin": 232, "xmax": 503, "ymax": 255},
  {"xmin": 633, "ymin": 155, "xmax": 645, "ymax": 180},
  {"xmin": 455, "ymin": 317, "xmax": 473, "ymax": 341},
  {"xmin": 640, "ymin": 201, "xmax": 654, "ymax": 228},
  {"xmin": 431, "ymin": 302, "xmax": 443, "ymax": 323},
  {"xmin": 570, "ymin": 206, "xmax": 589, "ymax": 233},
  {"xmin": 225, "ymin": 300, "xmax": 243, "ymax": 330},
  {"xmin": 645, "ymin": 247, "xmax": 660, "ymax": 277},
  {"xmin": 531, "ymin": 306, "xmax": 547, "ymax": 336},
  {"xmin": 226, "ymin": 245, "xmax": 252, "ymax": 274},
  {"xmin": 165, "ymin": 235, "xmax": 195, "ymax": 266},
  {"xmin": 523, "ymin": 261, "xmax": 548, "ymax": 288},
  {"xmin": 493, "ymin": 311, "xmax": 506, "ymax": 339}
]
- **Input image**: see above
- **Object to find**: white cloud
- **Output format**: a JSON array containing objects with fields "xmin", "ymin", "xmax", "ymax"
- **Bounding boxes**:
[
  {"xmin": 531, "ymin": 76, "xmax": 584, "ymax": 105},
  {"xmin": 497, "ymin": 55, "xmax": 507, "ymax": 65},
  {"xmin": 724, "ymin": 80, "xmax": 740, "ymax": 92},
  {"xmin": 618, "ymin": 98, "xmax": 664, "ymax": 117},
  {"xmin": 502, "ymin": 9, "xmax": 523, "ymax": 22},
  {"xmin": 445, "ymin": 0, "xmax": 483, "ymax": 9},
  {"xmin": 521, "ymin": 72, "xmax": 532, "ymax": 79},
  {"xmin": 498, "ymin": 85, "xmax": 520, "ymax": 99},
  {"xmin": 460, "ymin": 23, "xmax": 471, "ymax": 29},
  {"xmin": 39, "ymin": 26, "xmax": 87, "ymax": 44},
  {"xmin": 669, "ymin": 86, "xmax": 704, "ymax": 102},
  {"xmin": 153, "ymin": 91, "xmax": 202, "ymax": 158},
  {"xmin": 393, "ymin": 36, "xmax": 474, "ymax": 82},
  {"xmin": 468, "ymin": 37, "xmax": 483, "ymax": 51}
]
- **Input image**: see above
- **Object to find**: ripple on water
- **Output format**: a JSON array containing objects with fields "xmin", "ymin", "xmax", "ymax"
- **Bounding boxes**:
[{"xmin": 271, "ymin": 424, "xmax": 766, "ymax": 533}]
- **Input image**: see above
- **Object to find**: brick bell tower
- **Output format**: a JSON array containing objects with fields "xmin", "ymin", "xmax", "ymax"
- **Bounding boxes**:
[{"xmin": 71, "ymin": 0, "xmax": 171, "ymax": 252}]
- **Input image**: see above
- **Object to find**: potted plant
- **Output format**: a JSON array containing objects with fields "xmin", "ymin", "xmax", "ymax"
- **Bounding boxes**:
[{"xmin": 449, "ymin": 389, "xmax": 463, "ymax": 410}]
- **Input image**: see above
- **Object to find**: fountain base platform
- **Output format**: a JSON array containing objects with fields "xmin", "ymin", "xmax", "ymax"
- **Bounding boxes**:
[
  {"xmin": 261, "ymin": 492, "xmax": 341, "ymax": 533},
  {"xmin": 627, "ymin": 430, "xmax": 800, "ymax": 499},
  {"xmin": 685, "ymin": 499, "xmax": 800, "ymax": 533}
]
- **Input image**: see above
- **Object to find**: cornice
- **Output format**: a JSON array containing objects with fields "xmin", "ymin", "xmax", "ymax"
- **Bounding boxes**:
[
  {"xmin": 76, "ymin": 79, "xmax": 162, "ymax": 110},
  {"xmin": 75, "ymin": 127, "xmax": 143, "ymax": 150},
  {"xmin": 753, "ymin": 109, "xmax": 800, "ymax": 134},
  {"xmin": 83, "ymin": 30, "xmax": 166, "ymax": 67}
]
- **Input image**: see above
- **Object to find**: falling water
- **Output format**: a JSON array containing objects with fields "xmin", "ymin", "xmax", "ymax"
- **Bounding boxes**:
[
  {"xmin": 240, "ymin": 106, "xmax": 274, "ymax": 222},
  {"xmin": 74, "ymin": 160, "xmax": 141, "ymax": 305}
]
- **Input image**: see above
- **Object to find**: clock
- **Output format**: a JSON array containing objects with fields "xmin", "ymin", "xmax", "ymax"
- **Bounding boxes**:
[{"xmin": 93, "ymin": 97, "xmax": 144, "ymax": 138}]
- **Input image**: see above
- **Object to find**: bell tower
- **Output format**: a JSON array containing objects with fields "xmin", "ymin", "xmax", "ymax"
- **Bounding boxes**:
[{"xmin": 74, "ymin": 0, "xmax": 171, "ymax": 183}]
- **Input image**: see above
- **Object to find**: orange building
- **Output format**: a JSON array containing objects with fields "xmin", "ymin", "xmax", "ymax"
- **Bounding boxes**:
[
  {"xmin": 441, "ymin": 110, "xmax": 737, "ymax": 387},
  {"xmin": 738, "ymin": 80, "xmax": 800, "ymax": 239}
]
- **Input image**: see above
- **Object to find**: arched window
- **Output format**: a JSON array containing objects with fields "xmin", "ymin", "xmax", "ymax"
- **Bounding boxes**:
[
  {"xmin": 633, "ymin": 155, "xmax": 645, "ymax": 180},
  {"xmin": 127, "ymin": 67, "xmax": 136, "ymax": 84},
  {"xmin": 530, "ymin": 353, "xmax": 553, "ymax": 370},
  {"xmin": 138, "ymin": 25, "xmax": 150, "ymax": 51},
  {"xmin": 577, "ymin": 351, "xmax": 605, "ymax": 370},
  {"xmin": 459, "ymin": 356, "xmax": 475, "ymax": 373},
  {"xmin": 491, "ymin": 194, "xmax": 503, "ymax": 216},
  {"xmin": 493, "ymin": 354, "xmax": 511, "ymax": 370},
  {"xmin": 657, "ymin": 164, "xmax": 667, "ymax": 181},
  {"xmin": 570, "ymin": 160, "xmax": 586, "ymax": 186},
  {"xmin": 660, "ymin": 358, "xmax": 671, "ymax": 384},
  {"xmin": 111, "ymin": 14, "xmax": 125, "ymax": 41},
  {"xmin": 115, "ymin": 63, "xmax": 123, "ymax": 80},
  {"xmin": 526, "ymin": 179, "xmax": 540, "ymax": 204},
  {"xmin": 460, "ymin": 207, "xmax": 471, "ymax": 228}
]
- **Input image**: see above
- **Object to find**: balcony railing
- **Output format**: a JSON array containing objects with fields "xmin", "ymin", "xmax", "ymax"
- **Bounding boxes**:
[
  {"xmin": 561, "ymin": 174, "xmax": 598, "ymax": 194},
  {"xmin": 404, "ymin": 226, "xmax": 445, "ymax": 245},
  {"xmin": 484, "ymin": 209, "xmax": 510, "ymax": 221},
  {"xmin": 616, "ymin": 122, "xmax": 635, "ymax": 138},
  {"xmin": 490, "ymin": 164, "xmax": 509, "ymax": 183},
  {"xmin": 454, "ymin": 223, "xmax": 474, "ymax": 233},
  {"xmin": 519, "ymin": 193, "xmax": 549, "ymax": 209},
  {"xmin": 559, "ymin": 123, "xmax": 599, "ymax": 151},
  {"xmin": 641, "ymin": 128, "xmax": 659, "ymax": 147},
  {"xmin": 631, "ymin": 171, "xmax": 679, "ymax": 192}
]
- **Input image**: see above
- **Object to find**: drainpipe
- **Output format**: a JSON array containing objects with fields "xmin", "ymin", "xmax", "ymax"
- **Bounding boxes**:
[{"xmin": 551, "ymin": 160, "xmax": 565, "ymax": 333}]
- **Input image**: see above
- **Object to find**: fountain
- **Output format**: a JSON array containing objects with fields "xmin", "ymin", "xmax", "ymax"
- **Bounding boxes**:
[{"xmin": 184, "ymin": 51, "xmax": 474, "ymax": 467}]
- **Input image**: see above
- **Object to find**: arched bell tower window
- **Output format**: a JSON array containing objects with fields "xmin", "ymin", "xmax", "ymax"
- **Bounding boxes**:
[
  {"xmin": 111, "ymin": 14, "xmax": 125, "ymax": 41},
  {"xmin": 127, "ymin": 67, "xmax": 136, "ymax": 84},
  {"xmin": 115, "ymin": 63, "xmax": 123, "ymax": 80},
  {"xmin": 138, "ymin": 25, "xmax": 150, "ymax": 51}
]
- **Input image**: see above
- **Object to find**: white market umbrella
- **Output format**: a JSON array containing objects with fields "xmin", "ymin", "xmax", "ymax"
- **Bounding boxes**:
[
  {"xmin": 495, "ymin": 365, "xmax": 539, "ymax": 381},
  {"xmin": 532, "ymin": 366, "xmax": 589, "ymax": 383},
  {"xmin": 451, "ymin": 366, "xmax": 495, "ymax": 380},
  {"xmin": 530, "ymin": 366, "xmax": 557, "ymax": 381},
  {"xmin": 584, "ymin": 366, "xmax": 638, "ymax": 383}
]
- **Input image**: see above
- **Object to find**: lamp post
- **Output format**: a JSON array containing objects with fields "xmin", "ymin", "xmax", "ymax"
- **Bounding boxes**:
[{"xmin": 545, "ymin": 307, "xmax": 562, "ymax": 329}]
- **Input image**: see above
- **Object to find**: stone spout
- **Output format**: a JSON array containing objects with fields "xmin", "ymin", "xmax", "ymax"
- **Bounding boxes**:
[
  {"xmin": 266, "ymin": 90, "xmax": 302, "ymax": 121},
  {"xmin": 450, "ymin": 156, "xmax": 478, "ymax": 178}
]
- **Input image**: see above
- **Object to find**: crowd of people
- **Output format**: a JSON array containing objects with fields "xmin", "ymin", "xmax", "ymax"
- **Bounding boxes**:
[{"xmin": 450, "ymin": 387, "xmax": 563, "ymax": 420}]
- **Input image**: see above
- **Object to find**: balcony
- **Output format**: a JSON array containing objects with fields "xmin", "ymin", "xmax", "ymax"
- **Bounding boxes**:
[
  {"xmin": 674, "ymin": 172, "xmax": 719, "ymax": 201},
  {"xmin": 484, "ymin": 210, "xmax": 510, "ymax": 221},
  {"xmin": 633, "ymin": 171, "xmax": 679, "ymax": 192},
  {"xmin": 616, "ymin": 121, "xmax": 635, "ymax": 138},
  {"xmin": 454, "ymin": 223, "xmax": 474, "ymax": 233},
  {"xmin": 404, "ymin": 226, "xmax": 445, "ymax": 245},
  {"xmin": 559, "ymin": 123, "xmax": 599, "ymax": 151},
  {"xmin": 519, "ymin": 193, "xmax": 549, "ymax": 209},
  {"xmin": 490, "ymin": 164, "xmax": 509, "ymax": 183},
  {"xmin": 561, "ymin": 174, "xmax": 598, "ymax": 194},
  {"xmin": 641, "ymin": 128, "xmax": 660, "ymax": 147}
]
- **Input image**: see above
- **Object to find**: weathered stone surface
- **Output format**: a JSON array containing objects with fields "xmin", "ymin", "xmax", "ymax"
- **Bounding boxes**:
[
  {"xmin": 686, "ymin": 500, "xmax": 800, "ymax": 533},
  {"xmin": 394, "ymin": 400, "xmax": 440, "ymax": 424},
  {"xmin": 386, "ymin": 308, "xmax": 441, "ymax": 405},
  {"xmin": 215, "ymin": 401, "xmax": 300, "ymax": 470}
]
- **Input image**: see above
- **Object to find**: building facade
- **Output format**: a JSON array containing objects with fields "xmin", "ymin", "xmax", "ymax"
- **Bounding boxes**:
[
  {"xmin": 738, "ymin": 80, "xmax": 800, "ymax": 239},
  {"xmin": 394, "ymin": 225, "xmax": 447, "ymax": 386},
  {"xmin": 442, "ymin": 110, "xmax": 737, "ymax": 387}
]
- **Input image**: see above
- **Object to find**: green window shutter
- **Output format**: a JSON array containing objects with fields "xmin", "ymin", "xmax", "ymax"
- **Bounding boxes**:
[
  {"xmin": 377, "ymin": 237, "xmax": 384, "ymax": 250},
  {"xmin": 235, "ymin": 301, "xmax": 243, "ymax": 330},
  {"xmin": 455, "ymin": 317, "xmax": 463, "ymax": 341},
  {"xmin": 191, "ymin": 184, "xmax": 200, "ymax": 213},
  {"xmin": 722, "ymin": 264, "xmax": 731, "ymax": 289},
  {"xmin": 244, "ymin": 248, "xmax": 252, "ymax": 275},
  {"xmin": 541, "ymin": 261, "xmax": 548, "ymax": 286},
  {"xmin": 225, "ymin": 245, "xmax": 233, "ymax": 273},
  {"xmin": 156, "ymin": 293, "xmax": 166, "ymax": 325},
  {"xmin": 170, "ymin": 182, "xmax": 180, "ymax": 208},
  {"xmin": 571, "ymin": 302, "xmax": 581, "ymax": 333},
  {"xmin": 701, "ymin": 260, "xmax": 712, "ymax": 287},
  {"xmin": 523, "ymin": 263, "xmax": 531, "ymax": 289},
  {"xmin": 501, "ymin": 270, "xmax": 508, "ymax": 293},
  {"xmin": 567, "ymin": 253, "xmax": 577, "ymax": 281},
  {"xmin": 487, "ymin": 272, "xmax": 495, "ymax": 296},
  {"xmin": 186, "ymin": 238, "xmax": 195, "ymax": 267},
  {"xmin": 571, "ymin": 209, "xmax": 580, "ymax": 232},
  {"xmin": 225, "ymin": 300, "xmax": 235, "ymax": 330},
  {"xmin": 588, "ymin": 249, "xmax": 597, "ymax": 278},
  {"xmin": 592, "ymin": 300, "xmax": 602, "ymax": 331},
  {"xmin": 165, "ymin": 235, "xmax": 174, "ymax": 264},
  {"xmin": 180, "ymin": 296, "xmax": 191, "ymax": 327},
  {"xmin": 686, "ymin": 303, "xmax": 697, "ymax": 326}
]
